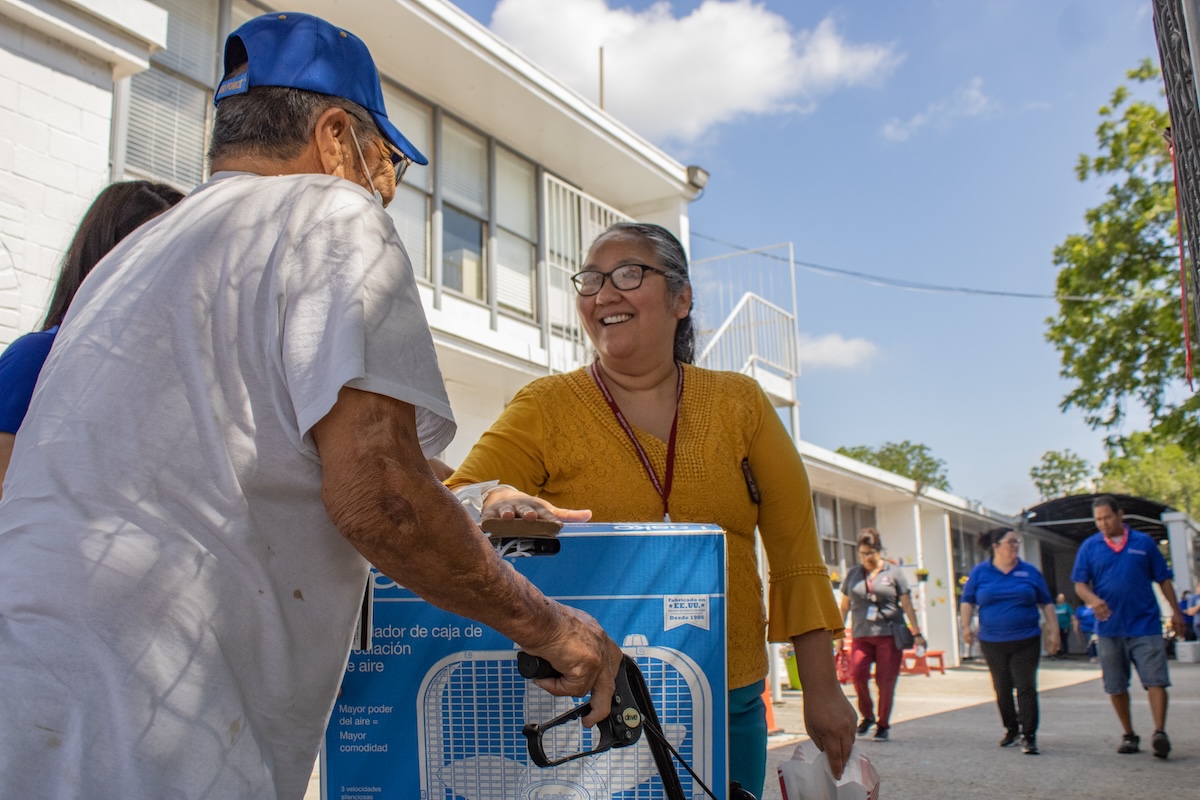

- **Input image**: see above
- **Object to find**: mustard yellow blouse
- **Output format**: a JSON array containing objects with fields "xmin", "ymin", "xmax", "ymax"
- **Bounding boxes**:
[{"xmin": 447, "ymin": 364, "xmax": 841, "ymax": 689}]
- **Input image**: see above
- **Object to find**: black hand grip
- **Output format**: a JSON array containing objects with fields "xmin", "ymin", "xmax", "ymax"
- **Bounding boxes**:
[{"xmin": 517, "ymin": 651, "xmax": 561, "ymax": 679}]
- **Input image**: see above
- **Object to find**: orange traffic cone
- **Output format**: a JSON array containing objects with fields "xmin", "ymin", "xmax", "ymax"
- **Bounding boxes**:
[{"xmin": 763, "ymin": 684, "xmax": 782, "ymax": 735}]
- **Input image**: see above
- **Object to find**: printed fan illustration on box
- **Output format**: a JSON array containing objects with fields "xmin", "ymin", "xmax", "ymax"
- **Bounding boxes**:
[
  {"xmin": 419, "ymin": 640, "xmax": 704, "ymax": 798},
  {"xmin": 322, "ymin": 524, "xmax": 729, "ymax": 800}
]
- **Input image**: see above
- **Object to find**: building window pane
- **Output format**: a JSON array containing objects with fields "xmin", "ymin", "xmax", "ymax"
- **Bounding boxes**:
[
  {"xmin": 842, "ymin": 542, "xmax": 857, "ymax": 570},
  {"xmin": 126, "ymin": 68, "xmax": 208, "ymax": 188},
  {"xmin": 496, "ymin": 230, "xmax": 534, "ymax": 316},
  {"xmin": 148, "ymin": 0, "xmax": 218, "ymax": 84},
  {"xmin": 387, "ymin": 185, "xmax": 429, "ymax": 281},
  {"xmin": 382, "ymin": 84, "xmax": 432, "ymax": 193},
  {"xmin": 441, "ymin": 119, "xmax": 487, "ymax": 218},
  {"xmin": 443, "ymin": 205, "xmax": 484, "ymax": 300},
  {"xmin": 497, "ymin": 147, "xmax": 535, "ymax": 240}
]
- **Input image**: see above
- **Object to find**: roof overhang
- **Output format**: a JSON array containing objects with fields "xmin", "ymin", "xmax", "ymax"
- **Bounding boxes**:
[
  {"xmin": 270, "ymin": 0, "xmax": 697, "ymax": 212},
  {"xmin": 1022, "ymin": 493, "xmax": 1174, "ymax": 545},
  {"xmin": 798, "ymin": 439, "xmax": 1021, "ymax": 527},
  {"xmin": 1, "ymin": 0, "xmax": 168, "ymax": 79}
]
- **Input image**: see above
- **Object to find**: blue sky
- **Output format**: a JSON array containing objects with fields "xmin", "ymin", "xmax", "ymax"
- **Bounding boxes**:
[{"xmin": 452, "ymin": 0, "xmax": 1163, "ymax": 512}]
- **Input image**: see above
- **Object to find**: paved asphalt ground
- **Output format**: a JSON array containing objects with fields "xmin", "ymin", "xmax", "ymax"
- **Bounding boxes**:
[{"xmin": 764, "ymin": 656, "xmax": 1200, "ymax": 800}]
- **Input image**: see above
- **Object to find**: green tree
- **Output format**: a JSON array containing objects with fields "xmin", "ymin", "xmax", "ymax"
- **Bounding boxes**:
[
  {"xmin": 836, "ymin": 440, "xmax": 950, "ymax": 490},
  {"xmin": 1047, "ymin": 60, "xmax": 1200, "ymax": 452},
  {"xmin": 1029, "ymin": 449, "xmax": 1092, "ymax": 501},
  {"xmin": 1098, "ymin": 430, "xmax": 1200, "ymax": 517}
]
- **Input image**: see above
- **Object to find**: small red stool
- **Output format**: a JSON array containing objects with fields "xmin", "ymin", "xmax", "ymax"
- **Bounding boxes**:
[{"xmin": 900, "ymin": 649, "xmax": 946, "ymax": 676}]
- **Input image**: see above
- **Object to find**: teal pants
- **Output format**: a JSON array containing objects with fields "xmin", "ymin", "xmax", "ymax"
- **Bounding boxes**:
[{"xmin": 728, "ymin": 680, "xmax": 767, "ymax": 799}]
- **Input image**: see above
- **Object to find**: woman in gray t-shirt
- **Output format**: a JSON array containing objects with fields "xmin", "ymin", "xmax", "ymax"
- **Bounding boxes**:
[{"xmin": 839, "ymin": 529, "xmax": 925, "ymax": 740}]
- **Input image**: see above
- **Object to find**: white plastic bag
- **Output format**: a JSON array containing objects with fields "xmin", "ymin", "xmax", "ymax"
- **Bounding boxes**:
[{"xmin": 778, "ymin": 739, "xmax": 880, "ymax": 800}]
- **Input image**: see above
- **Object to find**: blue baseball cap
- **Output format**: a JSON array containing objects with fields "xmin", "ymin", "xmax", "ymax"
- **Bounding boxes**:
[{"xmin": 214, "ymin": 12, "xmax": 428, "ymax": 166}]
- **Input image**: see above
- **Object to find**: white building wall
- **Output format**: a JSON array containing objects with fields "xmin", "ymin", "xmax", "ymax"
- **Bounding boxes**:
[
  {"xmin": 440, "ymin": 378, "xmax": 506, "ymax": 467},
  {"xmin": 0, "ymin": 17, "xmax": 115, "ymax": 344},
  {"xmin": 917, "ymin": 508, "xmax": 956, "ymax": 660},
  {"xmin": 874, "ymin": 501, "xmax": 918, "ymax": 568}
]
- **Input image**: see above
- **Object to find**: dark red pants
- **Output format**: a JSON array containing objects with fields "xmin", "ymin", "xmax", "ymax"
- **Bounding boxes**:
[{"xmin": 850, "ymin": 635, "xmax": 903, "ymax": 728}]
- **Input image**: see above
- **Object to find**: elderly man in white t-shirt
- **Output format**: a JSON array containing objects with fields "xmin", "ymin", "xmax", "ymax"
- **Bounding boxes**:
[{"xmin": 0, "ymin": 13, "xmax": 618, "ymax": 799}]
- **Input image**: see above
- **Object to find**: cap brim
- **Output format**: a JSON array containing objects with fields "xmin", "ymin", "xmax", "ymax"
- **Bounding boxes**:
[{"xmin": 374, "ymin": 112, "xmax": 428, "ymax": 166}]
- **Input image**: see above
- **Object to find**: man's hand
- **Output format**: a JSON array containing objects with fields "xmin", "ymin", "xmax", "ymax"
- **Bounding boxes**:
[
  {"xmin": 1171, "ymin": 610, "xmax": 1187, "ymax": 639},
  {"xmin": 521, "ymin": 606, "xmax": 623, "ymax": 727},
  {"xmin": 482, "ymin": 485, "xmax": 591, "ymax": 525},
  {"xmin": 1088, "ymin": 598, "xmax": 1112, "ymax": 622}
]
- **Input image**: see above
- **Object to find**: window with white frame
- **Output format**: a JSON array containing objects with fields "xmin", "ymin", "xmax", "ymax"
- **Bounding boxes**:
[
  {"xmin": 950, "ymin": 518, "xmax": 983, "ymax": 585},
  {"xmin": 495, "ymin": 147, "xmax": 537, "ymax": 317},
  {"xmin": 382, "ymin": 85, "xmax": 432, "ymax": 282},
  {"xmin": 126, "ymin": 0, "xmax": 219, "ymax": 188},
  {"xmin": 440, "ymin": 119, "xmax": 487, "ymax": 301},
  {"xmin": 814, "ymin": 492, "xmax": 838, "ymax": 567},
  {"xmin": 837, "ymin": 499, "xmax": 877, "ymax": 570}
]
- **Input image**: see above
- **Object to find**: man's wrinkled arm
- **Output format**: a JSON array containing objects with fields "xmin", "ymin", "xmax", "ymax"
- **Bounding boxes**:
[{"xmin": 311, "ymin": 387, "xmax": 620, "ymax": 720}]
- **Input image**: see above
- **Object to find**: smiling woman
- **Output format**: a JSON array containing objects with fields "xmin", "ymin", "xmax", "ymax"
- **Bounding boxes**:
[{"xmin": 446, "ymin": 221, "xmax": 857, "ymax": 798}]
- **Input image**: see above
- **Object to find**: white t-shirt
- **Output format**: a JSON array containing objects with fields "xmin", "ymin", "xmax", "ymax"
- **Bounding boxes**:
[{"xmin": 0, "ymin": 172, "xmax": 455, "ymax": 799}]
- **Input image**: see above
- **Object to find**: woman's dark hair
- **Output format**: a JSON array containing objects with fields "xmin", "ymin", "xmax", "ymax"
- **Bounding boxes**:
[
  {"xmin": 41, "ymin": 181, "xmax": 184, "ymax": 330},
  {"xmin": 977, "ymin": 528, "xmax": 1012, "ymax": 551},
  {"xmin": 857, "ymin": 528, "xmax": 883, "ymax": 552},
  {"xmin": 592, "ymin": 221, "xmax": 696, "ymax": 364}
]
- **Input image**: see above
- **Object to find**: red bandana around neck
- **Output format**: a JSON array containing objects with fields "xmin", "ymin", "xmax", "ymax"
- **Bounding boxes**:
[{"xmin": 1102, "ymin": 526, "xmax": 1129, "ymax": 553}]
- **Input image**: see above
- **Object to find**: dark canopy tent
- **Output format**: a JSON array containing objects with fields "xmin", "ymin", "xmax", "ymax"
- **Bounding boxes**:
[{"xmin": 1022, "ymin": 493, "xmax": 1175, "ymax": 545}]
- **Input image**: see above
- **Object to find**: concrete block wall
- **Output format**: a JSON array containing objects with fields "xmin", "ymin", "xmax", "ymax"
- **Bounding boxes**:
[{"xmin": 0, "ymin": 16, "xmax": 114, "ymax": 347}]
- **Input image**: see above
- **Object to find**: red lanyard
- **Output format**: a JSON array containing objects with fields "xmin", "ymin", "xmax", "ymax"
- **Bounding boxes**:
[{"xmin": 589, "ymin": 361, "xmax": 683, "ymax": 522}]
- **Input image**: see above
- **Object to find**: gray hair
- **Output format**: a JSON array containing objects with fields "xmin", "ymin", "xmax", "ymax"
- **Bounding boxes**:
[
  {"xmin": 208, "ymin": 85, "xmax": 382, "ymax": 165},
  {"xmin": 593, "ymin": 221, "xmax": 696, "ymax": 364}
]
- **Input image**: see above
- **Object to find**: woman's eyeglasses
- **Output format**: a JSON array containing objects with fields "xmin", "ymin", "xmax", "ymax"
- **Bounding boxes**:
[{"xmin": 571, "ymin": 264, "xmax": 669, "ymax": 296}]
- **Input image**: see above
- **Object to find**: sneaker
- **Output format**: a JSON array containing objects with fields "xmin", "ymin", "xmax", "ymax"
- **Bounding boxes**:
[
  {"xmin": 1000, "ymin": 730, "xmax": 1020, "ymax": 747},
  {"xmin": 873, "ymin": 727, "xmax": 889, "ymax": 742},
  {"xmin": 1023, "ymin": 737, "xmax": 1039, "ymax": 755},
  {"xmin": 1152, "ymin": 730, "xmax": 1170, "ymax": 759},
  {"xmin": 1117, "ymin": 733, "xmax": 1140, "ymax": 754},
  {"xmin": 856, "ymin": 717, "xmax": 875, "ymax": 735}
]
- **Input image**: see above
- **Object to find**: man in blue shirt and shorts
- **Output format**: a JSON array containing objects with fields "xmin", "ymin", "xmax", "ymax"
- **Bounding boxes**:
[{"xmin": 1071, "ymin": 495, "xmax": 1186, "ymax": 759}]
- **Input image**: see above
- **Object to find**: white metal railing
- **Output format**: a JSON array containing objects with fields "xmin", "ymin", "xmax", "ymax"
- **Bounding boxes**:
[
  {"xmin": 696, "ymin": 292, "xmax": 798, "ymax": 380},
  {"xmin": 542, "ymin": 174, "xmax": 631, "ymax": 372}
]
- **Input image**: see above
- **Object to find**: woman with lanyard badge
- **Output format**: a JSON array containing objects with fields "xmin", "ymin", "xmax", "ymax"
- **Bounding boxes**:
[
  {"xmin": 447, "ymin": 222, "xmax": 855, "ymax": 799},
  {"xmin": 960, "ymin": 529, "xmax": 1058, "ymax": 755},
  {"xmin": 839, "ymin": 529, "xmax": 924, "ymax": 741}
]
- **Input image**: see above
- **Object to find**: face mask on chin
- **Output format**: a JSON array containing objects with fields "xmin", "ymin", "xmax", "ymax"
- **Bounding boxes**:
[{"xmin": 348, "ymin": 125, "xmax": 384, "ymax": 207}]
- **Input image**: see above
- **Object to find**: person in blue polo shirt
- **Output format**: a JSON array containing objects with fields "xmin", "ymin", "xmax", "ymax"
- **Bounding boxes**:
[
  {"xmin": 960, "ymin": 529, "xmax": 1058, "ymax": 755},
  {"xmin": 1071, "ymin": 495, "xmax": 1186, "ymax": 760}
]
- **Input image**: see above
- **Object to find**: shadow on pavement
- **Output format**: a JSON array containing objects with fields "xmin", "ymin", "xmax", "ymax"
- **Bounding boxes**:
[{"xmin": 763, "ymin": 661, "xmax": 1199, "ymax": 800}]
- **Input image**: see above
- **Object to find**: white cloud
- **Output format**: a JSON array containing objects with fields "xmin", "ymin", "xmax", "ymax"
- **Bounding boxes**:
[
  {"xmin": 796, "ymin": 333, "xmax": 878, "ymax": 370},
  {"xmin": 490, "ymin": 0, "xmax": 901, "ymax": 143},
  {"xmin": 881, "ymin": 77, "xmax": 998, "ymax": 142}
]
